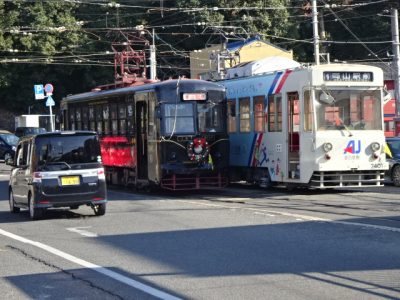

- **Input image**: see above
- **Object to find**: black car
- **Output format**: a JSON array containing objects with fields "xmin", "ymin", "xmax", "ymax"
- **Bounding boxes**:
[
  {"xmin": 15, "ymin": 126, "xmax": 46, "ymax": 138},
  {"xmin": 8, "ymin": 131, "xmax": 107, "ymax": 220},
  {"xmin": 0, "ymin": 130, "xmax": 18, "ymax": 162},
  {"xmin": 385, "ymin": 137, "xmax": 400, "ymax": 186}
]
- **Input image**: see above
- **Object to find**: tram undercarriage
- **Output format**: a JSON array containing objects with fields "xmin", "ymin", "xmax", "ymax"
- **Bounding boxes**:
[
  {"xmin": 310, "ymin": 170, "xmax": 385, "ymax": 188},
  {"xmin": 105, "ymin": 166, "xmax": 228, "ymax": 190}
]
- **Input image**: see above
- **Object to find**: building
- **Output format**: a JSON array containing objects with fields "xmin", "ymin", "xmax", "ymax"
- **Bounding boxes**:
[
  {"xmin": 365, "ymin": 62, "xmax": 397, "ymax": 137},
  {"xmin": 190, "ymin": 36, "xmax": 293, "ymax": 80},
  {"xmin": 384, "ymin": 79, "xmax": 396, "ymax": 137}
]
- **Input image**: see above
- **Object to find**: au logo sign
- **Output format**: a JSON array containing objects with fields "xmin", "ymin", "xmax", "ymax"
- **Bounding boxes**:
[{"xmin": 344, "ymin": 140, "xmax": 361, "ymax": 154}]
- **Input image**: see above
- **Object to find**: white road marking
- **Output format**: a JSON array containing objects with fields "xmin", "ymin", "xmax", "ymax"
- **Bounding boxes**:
[
  {"xmin": 254, "ymin": 212, "xmax": 275, "ymax": 217},
  {"xmin": 0, "ymin": 228, "xmax": 181, "ymax": 300},
  {"xmin": 180, "ymin": 200, "xmax": 400, "ymax": 233},
  {"xmin": 67, "ymin": 227, "xmax": 98, "ymax": 237}
]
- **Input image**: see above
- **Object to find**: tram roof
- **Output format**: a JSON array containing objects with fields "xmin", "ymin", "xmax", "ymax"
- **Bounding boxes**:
[
  {"xmin": 221, "ymin": 62, "xmax": 384, "ymax": 81},
  {"xmin": 63, "ymin": 79, "xmax": 225, "ymax": 103}
]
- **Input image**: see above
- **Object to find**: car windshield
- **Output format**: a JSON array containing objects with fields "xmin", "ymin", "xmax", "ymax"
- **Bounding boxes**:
[
  {"xmin": 35, "ymin": 134, "xmax": 101, "ymax": 171},
  {"xmin": 387, "ymin": 139, "xmax": 400, "ymax": 158},
  {"xmin": 0, "ymin": 133, "xmax": 19, "ymax": 146},
  {"xmin": 26, "ymin": 128, "xmax": 46, "ymax": 135}
]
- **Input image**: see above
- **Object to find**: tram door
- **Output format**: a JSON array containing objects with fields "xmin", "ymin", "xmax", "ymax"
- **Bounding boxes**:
[
  {"xmin": 287, "ymin": 92, "xmax": 300, "ymax": 180},
  {"xmin": 135, "ymin": 95, "xmax": 148, "ymax": 181}
]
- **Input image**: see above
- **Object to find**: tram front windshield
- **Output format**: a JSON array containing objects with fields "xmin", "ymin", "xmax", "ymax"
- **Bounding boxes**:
[
  {"xmin": 197, "ymin": 101, "xmax": 224, "ymax": 133},
  {"xmin": 163, "ymin": 102, "xmax": 224, "ymax": 134},
  {"xmin": 316, "ymin": 89, "xmax": 382, "ymax": 131}
]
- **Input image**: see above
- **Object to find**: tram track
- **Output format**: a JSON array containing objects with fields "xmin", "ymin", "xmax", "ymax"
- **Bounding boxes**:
[
  {"xmin": 108, "ymin": 181, "xmax": 400, "ymax": 230},
  {"xmin": 180, "ymin": 184, "xmax": 400, "ymax": 230}
]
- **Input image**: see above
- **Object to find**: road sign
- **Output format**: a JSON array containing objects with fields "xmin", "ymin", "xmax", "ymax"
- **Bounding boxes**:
[
  {"xmin": 34, "ymin": 84, "xmax": 44, "ymax": 100},
  {"xmin": 44, "ymin": 83, "xmax": 54, "ymax": 95},
  {"xmin": 46, "ymin": 95, "xmax": 55, "ymax": 107}
]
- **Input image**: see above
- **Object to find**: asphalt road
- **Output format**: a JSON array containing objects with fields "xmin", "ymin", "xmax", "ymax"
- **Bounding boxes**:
[{"xmin": 0, "ymin": 163, "xmax": 399, "ymax": 299}]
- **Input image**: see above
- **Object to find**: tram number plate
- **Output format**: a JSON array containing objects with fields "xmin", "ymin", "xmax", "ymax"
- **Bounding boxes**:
[{"xmin": 61, "ymin": 176, "xmax": 80, "ymax": 186}]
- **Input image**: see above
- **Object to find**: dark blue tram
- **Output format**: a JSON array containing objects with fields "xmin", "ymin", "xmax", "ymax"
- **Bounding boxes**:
[{"xmin": 61, "ymin": 79, "xmax": 229, "ymax": 190}]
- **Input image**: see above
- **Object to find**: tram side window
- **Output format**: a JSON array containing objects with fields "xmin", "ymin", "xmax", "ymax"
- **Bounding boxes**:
[
  {"xmin": 111, "ymin": 104, "xmax": 118, "ymax": 135},
  {"xmin": 119, "ymin": 104, "xmax": 126, "ymax": 135},
  {"xmin": 75, "ymin": 107, "xmax": 82, "ymax": 130},
  {"xmin": 288, "ymin": 92, "xmax": 300, "ymax": 132},
  {"xmin": 148, "ymin": 94, "xmax": 156, "ymax": 137},
  {"xmin": 69, "ymin": 108, "xmax": 75, "ymax": 131},
  {"xmin": 239, "ymin": 97, "xmax": 250, "ymax": 132},
  {"xmin": 268, "ymin": 94, "xmax": 282, "ymax": 132},
  {"xmin": 254, "ymin": 96, "xmax": 265, "ymax": 132},
  {"xmin": 103, "ymin": 105, "xmax": 110, "ymax": 135},
  {"xmin": 89, "ymin": 106, "xmax": 95, "ymax": 131},
  {"xmin": 227, "ymin": 100, "xmax": 236, "ymax": 133},
  {"xmin": 63, "ymin": 110, "xmax": 68, "ymax": 130},
  {"xmin": 82, "ymin": 106, "xmax": 89, "ymax": 130},
  {"xmin": 126, "ymin": 103, "xmax": 135, "ymax": 135},
  {"xmin": 303, "ymin": 91, "xmax": 313, "ymax": 132},
  {"xmin": 96, "ymin": 105, "xmax": 103, "ymax": 134}
]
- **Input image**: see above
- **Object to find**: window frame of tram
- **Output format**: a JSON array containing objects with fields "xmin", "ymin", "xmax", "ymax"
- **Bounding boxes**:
[
  {"xmin": 95, "ymin": 105, "xmax": 103, "ymax": 135},
  {"xmin": 81, "ymin": 106, "xmax": 89, "ymax": 130},
  {"xmin": 126, "ymin": 101, "xmax": 135, "ymax": 136},
  {"xmin": 313, "ymin": 89, "xmax": 381, "ymax": 131},
  {"xmin": 110, "ymin": 103, "xmax": 118, "ymax": 135},
  {"xmin": 69, "ymin": 107, "xmax": 75, "ymax": 130},
  {"xmin": 103, "ymin": 105, "xmax": 110, "ymax": 135},
  {"xmin": 254, "ymin": 95, "xmax": 265, "ymax": 133},
  {"xmin": 239, "ymin": 97, "xmax": 251, "ymax": 133},
  {"xmin": 227, "ymin": 99, "xmax": 237, "ymax": 133},
  {"xmin": 303, "ymin": 90, "xmax": 314, "ymax": 132},
  {"xmin": 75, "ymin": 107, "xmax": 82, "ymax": 130},
  {"xmin": 89, "ymin": 106, "xmax": 95, "ymax": 131},
  {"xmin": 118, "ymin": 102, "xmax": 127, "ymax": 135},
  {"xmin": 163, "ymin": 102, "xmax": 195, "ymax": 135},
  {"xmin": 268, "ymin": 94, "xmax": 282, "ymax": 132},
  {"xmin": 148, "ymin": 93, "xmax": 157, "ymax": 137}
]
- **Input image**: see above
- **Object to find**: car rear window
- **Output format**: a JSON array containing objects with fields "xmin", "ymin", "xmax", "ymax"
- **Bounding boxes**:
[
  {"xmin": 387, "ymin": 139, "xmax": 400, "ymax": 156},
  {"xmin": 35, "ymin": 134, "xmax": 102, "ymax": 171},
  {"xmin": 0, "ymin": 133, "xmax": 19, "ymax": 146}
]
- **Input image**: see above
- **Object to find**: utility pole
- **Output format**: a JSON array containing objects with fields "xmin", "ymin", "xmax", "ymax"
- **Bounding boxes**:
[
  {"xmin": 312, "ymin": 0, "xmax": 320, "ymax": 65},
  {"xmin": 150, "ymin": 28, "xmax": 157, "ymax": 80},
  {"xmin": 392, "ymin": 8, "xmax": 400, "ymax": 116}
]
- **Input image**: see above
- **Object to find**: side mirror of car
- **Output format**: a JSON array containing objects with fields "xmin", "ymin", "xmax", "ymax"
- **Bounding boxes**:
[{"xmin": 5, "ymin": 157, "xmax": 14, "ymax": 166}]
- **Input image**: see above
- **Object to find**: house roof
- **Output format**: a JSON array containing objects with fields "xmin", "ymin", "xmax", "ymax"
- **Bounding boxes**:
[{"xmin": 226, "ymin": 35, "xmax": 291, "ymax": 53}]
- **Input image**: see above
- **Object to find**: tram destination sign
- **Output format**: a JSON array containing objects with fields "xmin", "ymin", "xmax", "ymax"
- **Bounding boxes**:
[{"xmin": 323, "ymin": 71, "xmax": 373, "ymax": 82}]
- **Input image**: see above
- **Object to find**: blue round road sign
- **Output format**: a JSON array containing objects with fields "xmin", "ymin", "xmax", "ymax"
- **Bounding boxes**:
[{"xmin": 44, "ymin": 83, "xmax": 54, "ymax": 94}]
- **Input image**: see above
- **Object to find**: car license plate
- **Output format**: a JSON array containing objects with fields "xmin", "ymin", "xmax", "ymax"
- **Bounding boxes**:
[{"xmin": 61, "ymin": 176, "xmax": 80, "ymax": 186}]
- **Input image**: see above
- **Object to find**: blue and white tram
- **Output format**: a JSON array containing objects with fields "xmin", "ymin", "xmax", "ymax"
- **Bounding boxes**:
[{"xmin": 220, "ymin": 61, "xmax": 389, "ymax": 188}]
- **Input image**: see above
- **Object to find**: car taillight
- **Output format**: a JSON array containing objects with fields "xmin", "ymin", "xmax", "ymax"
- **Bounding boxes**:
[
  {"xmin": 92, "ymin": 197, "xmax": 104, "ymax": 201},
  {"xmin": 97, "ymin": 168, "xmax": 105, "ymax": 180},
  {"xmin": 33, "ymin": 172, "xmax": 42, "ymax": 183}
]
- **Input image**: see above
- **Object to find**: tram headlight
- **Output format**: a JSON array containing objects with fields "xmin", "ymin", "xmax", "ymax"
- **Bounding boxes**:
[
  {"xmin": 323, "ymin": 142, "xmax": 333, "ymax": 153},
  {"xmin": 370, "ymin": 142, "xmax": 380, "ymax": 152}
]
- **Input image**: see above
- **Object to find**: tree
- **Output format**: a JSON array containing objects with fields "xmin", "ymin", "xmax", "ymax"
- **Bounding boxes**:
[{"xmin": 0, "ymin": 0, "xmax": 109, "ymax": 113}]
